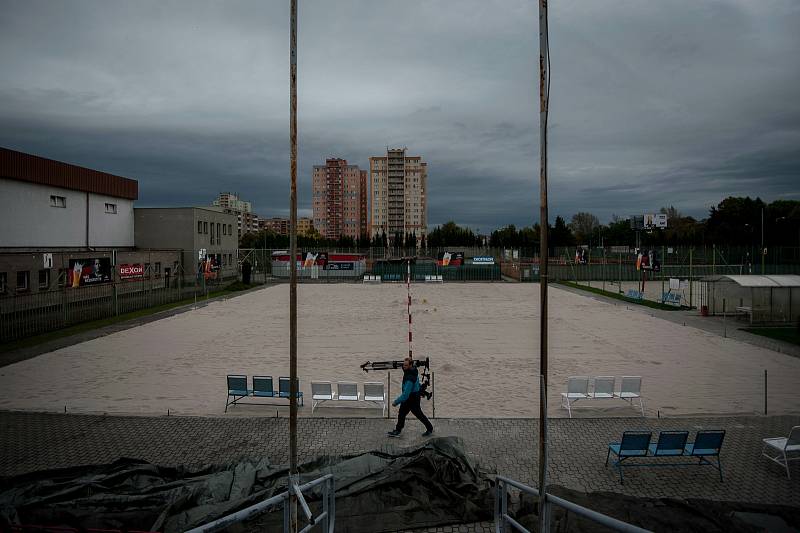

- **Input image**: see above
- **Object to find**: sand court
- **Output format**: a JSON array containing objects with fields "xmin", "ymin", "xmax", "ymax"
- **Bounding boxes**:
[{"xmin": 0, "ymin": 283, "xmax": 798, "ymax": 418}]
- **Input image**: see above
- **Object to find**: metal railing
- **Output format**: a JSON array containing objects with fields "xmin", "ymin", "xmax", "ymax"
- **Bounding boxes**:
[
  {"xmin": 186, "ymin": 474, "xmax": 334, "ymax": 533},
  {"xmin": 495, "ymin": 475, "xmax": 651, "ymax": 533}
]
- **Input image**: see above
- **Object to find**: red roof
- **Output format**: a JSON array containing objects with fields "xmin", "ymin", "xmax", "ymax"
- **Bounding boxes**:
[{"xmin": 0, "ymin": 147, "xmax": 138, "ymax": 200}]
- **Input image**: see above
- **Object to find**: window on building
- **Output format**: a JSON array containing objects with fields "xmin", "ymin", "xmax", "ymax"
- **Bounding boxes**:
[
  {"xmin": 211, "ymin": 223, "xmax": 215, "ymax": 245},
  {"xmin": 144, "ymin": 263, "xmax": 150, "ymax": 277},
  {"xmin": 204, "ymin": 222, "xmax": 208, "ymax": 234},
  {"xmin": 105, "ymin": 203, "xmax": 117, "ymax": 214},
  {"xmin": 38, "ymin": 269, "xmax": 50, "ymax": 289},
  {"xmin": 198, "ymin": 221, "xmax": 203, "ymax": 234},
  {"xmin": 217, "ymin": 223, "xmax": 221, "ymax": 241},
  {"xmin": 0, "ymin": 272, "xmax": 6, "ymax": 293},
  {"xmin": 229, "ymin": 224, "xmax": 232, "ymax": 235},
  {"xmin": 16, "ymin": 271, "xmax": 29, "ymax": 291},
  {"xmin": 222, "ymin": 224, "xmax": 227, "ymax": 236},
  {"xmin": 154, "ymin": 262, "xmax": 161, "ymax": 276},
  {"xmin": 50, "ymin": 195, "xmax": 66, "ymax": 208},
  {"xmin": 57, "ymin": 268, "xmax": 68, "ymax": 287}
]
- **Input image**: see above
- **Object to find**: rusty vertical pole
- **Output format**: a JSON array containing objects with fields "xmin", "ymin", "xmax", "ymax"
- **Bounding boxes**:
[
  {"xmin": 289, "ymin": 0, "xmax": 299, "ymax": 530},
  {"xmin": 537, "ymin": 1, "xmax": 550, "ymax": 531}
]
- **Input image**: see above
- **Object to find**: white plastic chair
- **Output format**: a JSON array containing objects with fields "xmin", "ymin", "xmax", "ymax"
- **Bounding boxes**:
[
  {"xmin": 311, "ymin": 381, "xmax": 335, "ymax": 414},
  {"xmin": 560, "ymin": 376, "xmax": 589, "ymax": 418},
  {"xmin": 592, "ymin": 376, "xmax": 615, "ymax": 399},
  {"xmin": 337, "ymin": 381, "xmax": 360, "ymax": 402},
  {"xmin": 762, "ymin": 426, "xmax": 800, "ymax": 479},
  {"xmin": 615, "ymin": 376, "xmax": 644, "ymax": 416},
  {"xmin": 363, "ymin": 382, "xmax": 387, "ymax": 415}
]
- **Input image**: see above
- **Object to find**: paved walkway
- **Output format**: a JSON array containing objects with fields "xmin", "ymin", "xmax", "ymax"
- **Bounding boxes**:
[{"xmin": 1, "ymin": 411, "xmax": 797, "ymax": 531}]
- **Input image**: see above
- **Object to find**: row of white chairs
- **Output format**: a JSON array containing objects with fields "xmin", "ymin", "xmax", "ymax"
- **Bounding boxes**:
[
  {"xmin": 561, "ymin": 376, "xmax": 644, "ymax": 418},
  {"xmin": 311, "ymin": 381, "xmax": 387, "ymax": 415},
  {"xmin": 363, "ymin": 275, "xmax": 382, "ymax": 283},
  {"xmin": 425, "ymin": 275, "xmax": 443, "ymax": 283}
]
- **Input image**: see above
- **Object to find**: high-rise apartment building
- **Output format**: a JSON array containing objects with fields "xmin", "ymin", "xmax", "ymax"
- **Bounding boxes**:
[
  {"xmin": 260, "ymin": 216, "xmax": 314, "ymax": 237},
  {"xmin": 312, "ymin": 158, "xmax": 367, "ymax": 241},
  {"xmin": 369, "ymin": 148, "xmax": 427, "ymax": 246},
  {"xmin": 212, "ymin": 192, "xmax": 259, "ymax": 239}
]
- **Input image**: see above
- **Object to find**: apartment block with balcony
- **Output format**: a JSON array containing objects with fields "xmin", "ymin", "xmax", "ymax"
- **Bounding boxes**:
[
  {"xmin": 369, "ymin": 148, "xmax": 427, "ymax": 246},
  {"xmin": 212, "ymin": 192, "xmax": 259, "ymax": 239},
  {"xmin": 312, "ymin": 158, "xmax": 366, "ymax": 241}
]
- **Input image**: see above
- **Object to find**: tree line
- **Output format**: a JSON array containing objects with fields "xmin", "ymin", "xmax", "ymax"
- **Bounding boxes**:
[
  {"xmin": 239, "ymin": 196, "xmax": 800, "ymax": 250},
  {"xmin": 487, "ymin": 197, "xmax": 800, "ymax": 249}
]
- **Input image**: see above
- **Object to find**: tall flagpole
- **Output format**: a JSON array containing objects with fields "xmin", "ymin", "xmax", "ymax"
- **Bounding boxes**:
[
  {"xmin": 537, "ymin": 0, "xmax": 550, "ymax": 531},
  {"xmin": 289, "ymin": 0, "xmax": 299, "ymax": 530}
]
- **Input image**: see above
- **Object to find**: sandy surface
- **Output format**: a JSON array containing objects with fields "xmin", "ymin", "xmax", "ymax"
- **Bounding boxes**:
[{"xmin": 0, "ymin": 283, "xmax": 798, "ymax": 418}]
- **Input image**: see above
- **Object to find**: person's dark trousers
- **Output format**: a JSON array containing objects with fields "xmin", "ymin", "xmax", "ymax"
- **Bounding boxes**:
[{"xmin": 395, "ymin": 392, "xmax": 433, "ymax": 432}]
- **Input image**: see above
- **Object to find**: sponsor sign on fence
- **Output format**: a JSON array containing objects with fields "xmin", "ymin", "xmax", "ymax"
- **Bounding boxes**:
[
  {"xmin": 68, "ymin": 258, "xmax": 112, "ymax": 287},
  {"xmin": 119, "ymin": 264, "xmax": 144, "ymax": 280}
]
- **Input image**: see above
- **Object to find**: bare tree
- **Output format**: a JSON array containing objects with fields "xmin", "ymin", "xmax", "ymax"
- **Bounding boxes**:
[{"xmin": 569, "ymin": 212, "xmax": 599, "ymax": 243}]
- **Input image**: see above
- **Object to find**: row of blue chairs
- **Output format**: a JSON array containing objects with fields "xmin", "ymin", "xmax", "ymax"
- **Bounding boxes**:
[
  {"xmin": 225, "ymin": 375, "xmax": 303, "ymax": 412},
  {"xmin": 606, "ymin": 429, "xmax": 725, "ymax": 483}
]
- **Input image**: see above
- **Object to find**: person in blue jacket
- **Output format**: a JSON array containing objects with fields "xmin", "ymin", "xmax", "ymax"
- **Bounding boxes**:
[{"xmin": 387, "ymin": 357, "xmax": 434, "ymax": 437}]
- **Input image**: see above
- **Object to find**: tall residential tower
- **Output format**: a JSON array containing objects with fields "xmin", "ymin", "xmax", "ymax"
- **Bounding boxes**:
[
  {"xmin": 312, "ymin": 158, "xmax": 367, "ymax": 241},
  {"xmin": 369, "ymin": 148, "xmax": 427, "ymax": 246}
]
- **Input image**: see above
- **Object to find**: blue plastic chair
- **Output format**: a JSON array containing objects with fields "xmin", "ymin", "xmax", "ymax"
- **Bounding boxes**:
[
  {"xmin": 253, "ymin": 376, "xmax": 276, "ymax": 398},
  {"xmin": 225, "ymin": 375, "xmax": 250, "ymax": 412},
  {"xmin": 648, "ymin": 431, "xmax": 689, "ymax": 457},
  {"xmin": 279, "ymin": 376, "xmax": 304, "ymax": 406},
  {"xmin": 606, "ymin": 431, "xmax": 652, "ymax": 483},
  {"xmin": 684, "ymin": 430, "xmax": 725, "ymax": 481}
]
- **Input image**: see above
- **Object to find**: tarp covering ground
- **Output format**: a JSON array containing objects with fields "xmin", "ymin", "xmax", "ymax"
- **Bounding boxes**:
[{"xmin": 0, "ymin": 436, "xmax": 495, "ymax": 532}]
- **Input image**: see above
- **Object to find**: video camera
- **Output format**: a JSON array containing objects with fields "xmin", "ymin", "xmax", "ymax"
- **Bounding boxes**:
[{"xmin": 360, "ymin": 357, "xmax": 432, "ymax": 401}]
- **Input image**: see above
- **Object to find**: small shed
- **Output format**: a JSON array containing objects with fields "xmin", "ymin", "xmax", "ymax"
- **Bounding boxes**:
[{"xmin": 700, "ymin": 275, "xmax": 800, "ymax": 324}]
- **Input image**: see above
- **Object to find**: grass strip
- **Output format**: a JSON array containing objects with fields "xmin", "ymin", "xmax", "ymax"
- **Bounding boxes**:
[
  {"xmin": 742, "ymin": 327, "xmax": 800, "ymax": 346},
  {"xmin": 557, "ymin": 281, "xmax": 684, "ymax": 311}
]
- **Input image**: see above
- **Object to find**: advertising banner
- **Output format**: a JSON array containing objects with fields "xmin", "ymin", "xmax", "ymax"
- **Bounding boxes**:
[
  {"xmin": 637, "ymin": 249, "xmax": 661, "ymax": 272},
  {"xmin": 472, "ymin": 256, "xmax": 495, "ymax": 265},
  {"xmin": 437, "ymin": 251, "xmax": 464, "ymax": 267},
  {"xmin": 326, "ymin": 262, "xmax": 354, "ymax": 270},
  {"xmin": 68, "ymin": 258, "xmax": 112, "ymax": 287},
  {"xmin": 119, "ymin": 263, "xmax": 144, "ymax": 280}
]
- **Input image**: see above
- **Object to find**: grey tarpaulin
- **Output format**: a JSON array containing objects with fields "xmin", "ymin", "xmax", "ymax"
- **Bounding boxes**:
[{"xmin": 0, "ymin": 436, "xmax": 495, "ymax": 532}]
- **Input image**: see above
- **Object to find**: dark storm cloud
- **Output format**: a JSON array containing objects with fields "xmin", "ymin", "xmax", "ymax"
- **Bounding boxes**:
[{"xmin": 1, "ymin": 0, "xmax": 798, "ymax": 231}]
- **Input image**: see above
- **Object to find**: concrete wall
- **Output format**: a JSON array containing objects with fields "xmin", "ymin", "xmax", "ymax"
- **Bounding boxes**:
[
  {"xmin": 134, "ymin": 208, "xmax": 194, "ymax": 250},
  {"xmin": 0, "ymin": 179, "xmax": 134, "ymax": 248},
  {"xmin": 88, "ymin": 194, "xmax": 135, "ymax": 247}
]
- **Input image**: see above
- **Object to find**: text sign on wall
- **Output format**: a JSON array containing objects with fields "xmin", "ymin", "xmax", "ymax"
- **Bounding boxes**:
[{"xmin": 119, "ymin": 264, "xmax": 144, "ymax": 279}]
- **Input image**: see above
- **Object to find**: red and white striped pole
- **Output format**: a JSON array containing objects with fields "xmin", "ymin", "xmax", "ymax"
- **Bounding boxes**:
[{"xmin": 407, "ymin": 259, "xmax": 412, "ymax": 359}]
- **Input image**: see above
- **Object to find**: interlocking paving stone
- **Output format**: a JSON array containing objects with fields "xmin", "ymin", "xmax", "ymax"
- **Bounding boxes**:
[{"xmin": 1, "ymin": 411, "xmax": 798, "ymax": 532}]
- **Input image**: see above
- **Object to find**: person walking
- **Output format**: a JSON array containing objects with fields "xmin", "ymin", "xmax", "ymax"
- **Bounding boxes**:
[{"xmin": 387, "ymin": 357, "xmax": 434, "ymax": 437}]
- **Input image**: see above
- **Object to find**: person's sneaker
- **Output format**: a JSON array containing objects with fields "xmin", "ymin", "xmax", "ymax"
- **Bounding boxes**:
[
  {"xmin": 387, "ymin": 430, "xmax": 401, "ymax": 438},
  {"xmin": 422, "ymin": 428, "xmax": 434, "ymax": 437}
]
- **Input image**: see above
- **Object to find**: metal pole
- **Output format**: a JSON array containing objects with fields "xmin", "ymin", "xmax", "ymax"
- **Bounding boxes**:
[
  {"xmin": 537, "ymin": 2, "xmax": 550, "ymax": 532},
  {"xmin": 761, "ymin": 207, "xmax": 765, "ymax": 275},
  {"xmin": 764, "ymin": 369, "xmax": 768, "ymax": 416},
  {"xmin": 432, "ymin": 371, "xmax": 435, "ymax": 419},
  {"xmin": 289, "ymin": 0, "xmax": 299, "ymax": 530},
  {"xmin": 689, "ymin": 248, "xmax": 693, "ymax": 308}
]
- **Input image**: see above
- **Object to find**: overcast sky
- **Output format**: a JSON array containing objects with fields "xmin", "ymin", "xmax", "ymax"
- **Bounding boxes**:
[{"xmin": 1, "ymin": 0, "xmax": 798, "ymax": 231}]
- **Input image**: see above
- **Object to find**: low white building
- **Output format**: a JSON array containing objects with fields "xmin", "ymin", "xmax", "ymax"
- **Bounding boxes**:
[{"xmin": 0, "ymin": 147, "xmax": 137, "ymax": 248}]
